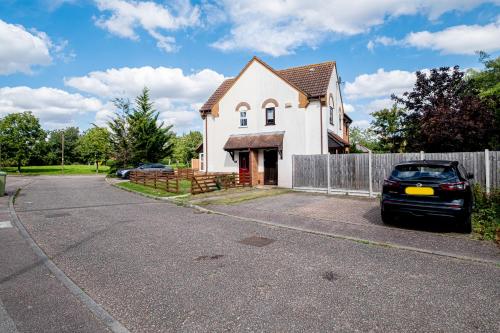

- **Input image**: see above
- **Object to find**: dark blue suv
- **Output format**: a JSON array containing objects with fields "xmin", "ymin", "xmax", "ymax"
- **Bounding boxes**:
[{"xmin": 381, "ymin": 160, "xmax": 474, "ymax": 233}]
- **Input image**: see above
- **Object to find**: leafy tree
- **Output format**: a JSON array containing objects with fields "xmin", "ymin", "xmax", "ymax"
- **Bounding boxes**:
[
  {"xmin": 107, "ymin": 98, "xmax": 132, "ymax": 167},
  {"xmin": 348, "ymin": 126, "xmax": 381, "ymax": 152},
  {"xmin": 46, "ymin": 127, "xmax": 81, "ymax": 164},
  {"xmin": 76, "ymin": 127, "xmax": 111, "ymax": 172},
  {"xmin": 127, "ymin": 87, "xmax": 175, "ymax": 163},
  {"xmin": 369, "ymin": 105, "xmax": 406, "ymax": 152},
  {"xmin": 0, "ymin": 112, "xmax": 46, "ymax": 172},
  {"xmin": 392, "ymin": 66, "xmax": 495, "ymax": 152},
  {"xmin": 467, "ymin": 53, "xmax": 500, "ymax": 149},
  {"xmin": 172, "ymin": 131, "xmax": 203, "ymax": 164}
]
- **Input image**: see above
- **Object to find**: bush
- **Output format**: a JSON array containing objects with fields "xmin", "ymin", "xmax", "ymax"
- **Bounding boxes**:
[{"xmin": 472, "ymin": 184, "xmax": 500, "ymax": 242}]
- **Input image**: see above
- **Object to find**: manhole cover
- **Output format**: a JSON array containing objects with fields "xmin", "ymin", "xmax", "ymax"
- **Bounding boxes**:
[
  {"xmin": 45, "ymin": 213, "xmax": 71, "ymax": 218},
  {"xmin": 195, "ymin": 254, "xmax": 224, "ymax": 261},
  {"xmin": 322, "ymin": 271, "xmax": 339, "ymax": 282},
  {"xmin": 239, "ymin": 236, "xmax": 275, "ymax": 247}
]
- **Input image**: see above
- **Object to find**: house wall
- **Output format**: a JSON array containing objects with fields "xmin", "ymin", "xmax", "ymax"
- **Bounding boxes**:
[
  {"xmin": 325, "ymin": 64, "xmax": 345, "ymax": 141},
  {"xmin": 204, "ymin": 60, "xmax": 323, "ymax": 188}
]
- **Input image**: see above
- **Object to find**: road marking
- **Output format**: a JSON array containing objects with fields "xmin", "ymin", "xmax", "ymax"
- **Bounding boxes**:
[{"xmin": 0, "ymin": 221, "xmax": 12, "ymax": 229}]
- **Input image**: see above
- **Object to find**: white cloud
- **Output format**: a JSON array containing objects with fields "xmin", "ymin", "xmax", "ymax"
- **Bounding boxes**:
[
  {"xmin": 345, "ymin": 68, "xmax": 416, "ymax": 99},
  {"xmin": 351, "ymin": 120, "xmax": 370, "ymax": 129},
  {"xmin": 0, "ymin": 86, "xmax": 108, "ymax": 129},
  {"xmin": 211, "ymin": 0, "xmax": 498, "ymax": 56},
  {"xmin": 364, "ymin": 98, "xmax": 394, "ymax": 113},
  {"xmin": 0, "ymin": 20, "xmax": 52, "ymax": 75},
  {"xmin": 66, "ymin": 65, "xmax": 227, "ymax": 133},
  {"xmin": 405, "ymin": 21, "xmax": 500, "ymax": 55},
  {"xmin": 94, "ymin": 0, "xmax": 201, "ymax": 53},
  {"xmin": 343, "ymin": 103, "xmax": 355, "ymax": 113}
]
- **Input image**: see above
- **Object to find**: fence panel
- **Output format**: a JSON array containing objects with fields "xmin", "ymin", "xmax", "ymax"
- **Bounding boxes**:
[
  {"xmin": 293, "ymin": 151, "xmax": 498, "ymax": 194},
  {"xmin": 293, "ymin": 155, "xmax": 328, "ymax": 189},
  {"xmin": 329, "ymin": 154, "xmax": 370, "ymax": 191}
]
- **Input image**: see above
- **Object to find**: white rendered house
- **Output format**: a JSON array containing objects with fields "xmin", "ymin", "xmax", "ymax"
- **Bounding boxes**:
[{"xmin": 199, "ymin": 56, "xmax": 351, "ymax": 188}]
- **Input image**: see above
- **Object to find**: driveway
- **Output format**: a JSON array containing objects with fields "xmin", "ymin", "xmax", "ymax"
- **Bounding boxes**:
[
  {"xmin": 207, "ymin": 191, "xmax": 500, "ymax": 263},
  {"xmin": 2, "ymin": 176, "xmax": 499, "ymax": 332}
]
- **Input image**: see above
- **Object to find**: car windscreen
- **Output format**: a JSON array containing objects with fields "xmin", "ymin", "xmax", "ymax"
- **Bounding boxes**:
[{"xmin": 391, "ymin": 165, "xmax": 457, "ymax": 181}]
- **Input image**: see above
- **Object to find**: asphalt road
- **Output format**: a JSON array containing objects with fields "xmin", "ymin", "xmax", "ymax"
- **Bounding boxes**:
[{"xmin": 2, "ymin": 176, "xmax": 500, "ymax": 332}]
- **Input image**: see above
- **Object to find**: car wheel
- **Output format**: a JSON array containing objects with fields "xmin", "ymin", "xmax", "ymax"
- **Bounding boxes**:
[
  {"xmin": 381, "ymin": 210, "xmax": 393, "ymax": 224},
  {"xmin": 457, "ymin": 211, "xmax": 472, "ymax": 233}
]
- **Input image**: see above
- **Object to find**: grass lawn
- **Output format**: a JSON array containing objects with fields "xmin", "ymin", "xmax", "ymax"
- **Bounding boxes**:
[
  {"xmin": 1, "ymin": 164, "xmax": 109, "ymax": 175},
  {"xmin": 116, "ymin": 180, "xmax": 192, "ymax": 198}
]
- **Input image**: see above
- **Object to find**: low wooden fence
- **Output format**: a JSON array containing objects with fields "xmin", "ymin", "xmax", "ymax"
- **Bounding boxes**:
[
  {"xmin": 130, "ymin": 170, "xmax": 180, "ymax": 193},
  {"xmin": 293, "ymin": 150, "xmax": 499, "ymax": 196},
  {"xmin": 191, "ymin": 172, "xmax": 251, "ymax": 195},
  {"xmin": 129, "ymin": 169, "xmax": 251, "ymax": 195}
]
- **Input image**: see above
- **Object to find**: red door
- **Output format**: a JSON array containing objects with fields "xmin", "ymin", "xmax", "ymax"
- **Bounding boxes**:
[{"xmin": 239, "ymin": 152, "xmax": 250, "ymax": 184}]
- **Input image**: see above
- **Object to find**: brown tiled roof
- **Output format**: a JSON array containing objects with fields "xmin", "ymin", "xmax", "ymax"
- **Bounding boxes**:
[
  {"xmin": 276, "ymin": 62, "xmax": 335, "ymax": 97},
  {"xmin": 328, "ymin": 130, "xmax": 350, "ymax": 147},
  {"xmin": 200, "ymin": 58, "xmax": 335, "ymax": 112},
  {"xmin": 200, "ymin": 78, "xmax": 235, "ymax": 112},
  {"xmin": 223, "ymin": 131, "xmax": 285, "ymax": 151}
]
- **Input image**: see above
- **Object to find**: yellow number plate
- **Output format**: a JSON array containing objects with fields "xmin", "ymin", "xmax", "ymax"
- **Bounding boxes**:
[{"xmin": 405, "ymin": 187, "xmax": 434, "ymax": 195}]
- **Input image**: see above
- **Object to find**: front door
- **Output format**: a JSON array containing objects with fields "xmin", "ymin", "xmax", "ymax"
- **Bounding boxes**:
[
  {"xmin": 239, "ymin": 152, "xmax": 250, "ymax": 184},
  {"xmin": 264, "ymin": 150, "xmax": 278, "ymax": 185}
]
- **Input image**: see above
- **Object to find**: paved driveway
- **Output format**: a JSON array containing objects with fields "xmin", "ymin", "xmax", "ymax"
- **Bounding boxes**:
[
  {"xmin": 2, "ymin": 176, "xmax": 500, "ymax": 332},
  {"xmin": 208, "ymin": 191, "xmax": 500, "ymax": 263}
]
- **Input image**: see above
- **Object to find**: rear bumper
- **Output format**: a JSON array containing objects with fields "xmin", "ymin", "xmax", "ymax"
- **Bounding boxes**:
[{"xmin": 381, "ymin": 198, "xmax": 465, "ymax": 219}]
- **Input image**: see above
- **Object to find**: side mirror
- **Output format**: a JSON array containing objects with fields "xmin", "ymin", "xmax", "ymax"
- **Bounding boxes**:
[{"xmin": 467, "ymin": 172, "xmax": 474, "ymax": 180}]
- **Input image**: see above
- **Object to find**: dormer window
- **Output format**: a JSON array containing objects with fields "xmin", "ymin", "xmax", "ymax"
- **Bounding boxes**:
[
  {"xmin": 266, "ymin": 107, "xmax": 275, "ymax": 125},
  {"xmin": 329, "ymin": 106, "xmax": 334, "ymax": 125},
  {"xmin": 240, "ymin": 110, "xmax": 248, "ymax": 127}
]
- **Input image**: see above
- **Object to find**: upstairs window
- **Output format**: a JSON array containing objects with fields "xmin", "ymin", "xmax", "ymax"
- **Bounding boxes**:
[
  {"xmin": 240, "ymin": 111, "xmax": 248, "ymax": 127},
  {"xmin": 266, "ymin": 107, "xmax": 275, "ymax": 125},
  {"xmin": 329, "ymin": 106, "xmax": 334, "ymax": 125}
]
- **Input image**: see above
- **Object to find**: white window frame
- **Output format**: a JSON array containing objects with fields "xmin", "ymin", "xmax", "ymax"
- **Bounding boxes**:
[
  {"xmin": 239, "ymin": 110, "xmax": 248, "ymax": 127},
  {"xmin": 199, "ymin": 153, "xmax": 205, "ymax": 171}
]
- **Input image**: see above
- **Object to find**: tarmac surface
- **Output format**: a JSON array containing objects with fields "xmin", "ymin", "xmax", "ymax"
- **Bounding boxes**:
[{"xmin": 1, "ymin": 176, "xmax": 499, "ymax": 332}]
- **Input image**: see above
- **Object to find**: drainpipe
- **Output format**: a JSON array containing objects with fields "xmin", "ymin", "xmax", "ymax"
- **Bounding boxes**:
[
  {"xmin": 205, "ymin": 115, "xmax": 208, "ymax": 174},
  {"xmin": 319, "ymin": 100, "xmax": 323, "ymax": 154}
]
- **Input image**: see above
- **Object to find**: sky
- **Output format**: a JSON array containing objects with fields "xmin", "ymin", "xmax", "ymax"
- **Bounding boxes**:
[{"xmin": 0, "ymin": 0, "xmax": 499, "ymax": 134}]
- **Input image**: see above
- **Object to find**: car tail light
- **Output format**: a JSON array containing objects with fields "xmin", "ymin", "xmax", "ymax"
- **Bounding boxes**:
[
  {"xmin": 440, "ymin": 182, "xmax": 466, "ymax": 191},
  {"xmin": 383, "ymin": 179, "xmax": 400, "ymax": 190}
]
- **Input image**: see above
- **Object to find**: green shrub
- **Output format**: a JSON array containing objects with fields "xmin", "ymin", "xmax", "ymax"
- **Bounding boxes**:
[{"xmin": 472, "ymin": 184, "xmax": 500, "ymax": 242}]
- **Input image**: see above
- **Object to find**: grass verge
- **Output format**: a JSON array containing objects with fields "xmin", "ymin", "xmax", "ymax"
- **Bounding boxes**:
[
  {"xmin": 472, "ymin": 185, "xmax": 500, "ymax": 243},
  {"xmin": 116, "ymin": 180, "xmax": 191, "ymax": 198},
  {"xmin": 2, "ymin": 165, "xmax": 110, "ymax": 176},
  {"xmin": 195, "ymin": 188, "xmax": 291, "ymax": 206}
]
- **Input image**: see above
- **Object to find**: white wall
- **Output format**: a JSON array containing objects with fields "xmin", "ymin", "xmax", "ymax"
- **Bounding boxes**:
[{"xmin": 204, "ymin": 59, "xmax": 327, "ymax": 188}]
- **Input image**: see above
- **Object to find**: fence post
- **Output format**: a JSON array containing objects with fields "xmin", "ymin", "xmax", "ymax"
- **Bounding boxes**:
[
  {"xmin": 368, "ymin": 150, "xmax": 373, "ymax": 197},
  {"xmin": 485, "ymin": 149, "xmax": 490, "ymax": 195},
  {"xmin": 326, "ymin": 154, "xmax": 331, "ymax": 195},
  {"xmin": 420, "ymin": 151, "xmax": 425, "ymax": 160}
]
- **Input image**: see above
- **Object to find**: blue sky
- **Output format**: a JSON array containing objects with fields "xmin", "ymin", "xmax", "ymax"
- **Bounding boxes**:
[{"xmin": 0, "ymin": 0, "xmax": 499, "ymax": 133}]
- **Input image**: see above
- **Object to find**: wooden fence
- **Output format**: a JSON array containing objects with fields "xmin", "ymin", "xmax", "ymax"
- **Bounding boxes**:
[
  {"xmin": 191, "ymin": 172, "xmax": 251, "ymax": 195},
  {"xmin": 129, "ymin": 169, "xmax": 251, "ymax": 195},
  {"xmin": 129, "ymin": 170, "xmax": 180, "ymax": 193},
  {"xmin": 293, "ymin": 150, "xmax": 499, "ymax": 196}
]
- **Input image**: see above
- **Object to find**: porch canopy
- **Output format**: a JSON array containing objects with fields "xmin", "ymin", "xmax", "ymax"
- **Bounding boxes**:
[
  {"xmin": 223, "ymin": 131, "xmax": 285, "ymax": 151},
  {"xmin": 328, "ymin": 129, "xmax": 349, "ymax": 149}
]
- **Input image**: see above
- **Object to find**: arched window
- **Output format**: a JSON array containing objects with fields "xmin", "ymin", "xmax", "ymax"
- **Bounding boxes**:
[
  {"xmin": 329, "ymin": 94, "xmax": 335, "ymax": 126},
  {"xmin": 236, "ymin": 102, "xmax": 250, "ymax": 127},
  {"xmin": 262, "ymin": 98, "xmax": 278, "ymax": 126}
]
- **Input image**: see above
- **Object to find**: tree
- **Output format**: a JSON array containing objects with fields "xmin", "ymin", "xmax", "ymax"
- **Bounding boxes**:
[
  {"xmin": 127, "ymin": 87, "xmax": 175, "ymax": 163},
  {"xmin": 46, "ymin": 127, "xmax": 81, "ymax": 165},
  {"xmin": 467, "ymin": 53, "xmax": 500, "ymax": 149},
  {"xmin": 349, "ymin": 126, "xmax": 381, "ymax": 152},
  {"xmin": 172, "ymin": 131, "xmax": 203, "ymax": 164},
  {"xmin": 393, "ymin": 66, "xmax": 495, "ymax": 152},
  {"xmin": 76, "ymin": 127, "xmax": 111, "ymax": 172},
  {"xmin": 369, "ymin": 105, "xmax": 406, "ymax": 152},
  {"xmin": 0, "ymin": 112, "xmax": 46, "ymax": 172},
  {"xmin": 107, "ymin": 98, "xmax": 132, "ymax": 167}
]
